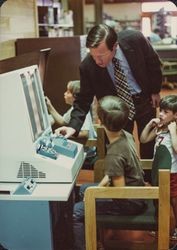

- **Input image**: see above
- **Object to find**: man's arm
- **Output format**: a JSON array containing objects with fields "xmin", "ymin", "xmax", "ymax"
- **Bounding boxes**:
[
  {"xmin": 56, "ymin": 57, "xmax": 95, "ymax": 138},
  {"xmin": 141, "ymin": 32, "xmax": 163, "ymax": 95},
  {"xmin": 68, "ymin": 60, "xmax": 95, "ymax": 133},
  {"xmin": 151, "ymin": 93, "xmax": 161, "ymax": 108},
  {"xmin": 119, "ymin": 30, "xmax": 162, "ymax": 96},
  {"xmin": 55, "ymin": 126, "xmax": 76, "ymax": 138}
]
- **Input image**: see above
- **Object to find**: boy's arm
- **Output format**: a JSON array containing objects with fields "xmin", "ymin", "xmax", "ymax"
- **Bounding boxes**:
[
  {"xmin": 98, "ymin": 175, "xmax": 110, "ymax": 187},
  {"xmin": 77, "ymin": 112, "xmax": 93, "ymax": 139},
  {"xmin": 45, "ymin": 96, "xmax": 66, "ymax": 126},
  {"xmin": 112, "ymin": 175, "xmax": 125, "ymax": 187},
  {"xmin": 49, "ymin": 106, "xmax": 65, "ymax": 126},
  {"xmin": 140, "ymin": 118, "xmax": 160, "ymax": 143},
  {"xmin": 168, "ymin": 122, "xmax": 177, "ymax": 153},
  {"xmin": 78, "ymin": 130, "xmax": 89, "ymax": 138},
  {"xmin": 99, "ymin": 175, "xmax": 126, "ymax": 187}
]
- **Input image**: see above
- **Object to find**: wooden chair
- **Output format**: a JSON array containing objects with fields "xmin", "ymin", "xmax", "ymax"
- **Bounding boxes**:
[
  {"xmin": 84, "ymin": 157, "xmax": 170, "ymax": 250},
  {"xmin": 76, "ymin": 125, "xmax": 106, "ymax": 186},
  {"xmin": 162, "ymin": 61, "xmax": 177, "ymax": 89},
  {"xmin": 85, "ymin": 125, "xmax": 106, "ymax": 160}
]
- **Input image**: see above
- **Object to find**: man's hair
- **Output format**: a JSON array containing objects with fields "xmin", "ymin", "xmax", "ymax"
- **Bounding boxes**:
[
  {"xmin": 86, "ymin": 24, "xmax": 117, "ymax": 51},
  {"xmin": 160, "ymin": 95, "xmax": 177, "ymax": 113},
  {"xmin": 97, "ymin": 96, "xmax": 129, "ymax": 132},
  {"xmin": 67, "ymin": 80, "xmax": 80, "ymax": 98}
]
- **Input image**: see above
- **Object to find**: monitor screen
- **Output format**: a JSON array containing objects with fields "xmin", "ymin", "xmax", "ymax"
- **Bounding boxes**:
[{"xmin": 20, "ymin": 67, "xmax": 50, "ymax": 141}]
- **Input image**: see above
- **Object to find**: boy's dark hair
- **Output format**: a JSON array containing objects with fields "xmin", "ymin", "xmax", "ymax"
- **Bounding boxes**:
[
  {"xmin": 97, "ymin": 96, "xmax": 129, "ymax": 132},
  {"xmin": 86, "ymin": 24, "xmax": 117, "ymax": 51},
  {"xmin": 160, "ymin": 95, "xmax": 177, "ymax": 113},
  {"xmin": 153, "ymin": 28, "xmax": 160, "ymax": 34}
]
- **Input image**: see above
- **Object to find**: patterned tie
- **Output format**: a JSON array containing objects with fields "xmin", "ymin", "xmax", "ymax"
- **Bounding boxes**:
[{"xmin": 112, "ymin": 57, "xmax": 135, "ymax": 120}]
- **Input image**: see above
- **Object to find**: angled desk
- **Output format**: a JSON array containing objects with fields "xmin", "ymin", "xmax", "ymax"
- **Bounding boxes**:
[{"xmin": 0, "ymin": 170, "xmax": 81, "ymax": 250}]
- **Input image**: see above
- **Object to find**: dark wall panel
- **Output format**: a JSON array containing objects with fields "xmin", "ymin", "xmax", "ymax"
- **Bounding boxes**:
[
  {"xmin": 15, "ymin": 37, "xmax": 81, "ymax": 115},
  {"xmin": 0, "ymin": 49, "xmax": 50, "ymax": 84}
]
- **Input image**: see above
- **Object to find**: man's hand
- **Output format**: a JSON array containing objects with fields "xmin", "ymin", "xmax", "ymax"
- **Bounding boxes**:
[
  {"xmin": 55, "ymin": 126, "xmax": 76, "ymax": 138},
  {"xmin": 151, "ymin": 93, "xmax": 161, "ymax": 108}
]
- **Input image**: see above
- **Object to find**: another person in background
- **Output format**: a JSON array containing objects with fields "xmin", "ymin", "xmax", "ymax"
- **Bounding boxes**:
[
  {"xmin": 149, "ymin": 28, "xmax": 162, "ymax": 44},
  {"xmin": 55, "ymin": 24, "xmax": 162, "ymax": 159},
  {"xmin": 140, "ymin": 95, "xmax": 177, "ymax": 250},
  {"xmin": 46, "ymin": 80, "xmax": 96, "ymax": 165},
  {"xmin": 73, "ymin": 96, "xmax": 146, "ymax": 250}
]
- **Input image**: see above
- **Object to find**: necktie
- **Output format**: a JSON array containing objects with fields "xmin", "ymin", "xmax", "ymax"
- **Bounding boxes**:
[{"xmin": 112, "ymin": 57, "xmax": 135, "ymax": 120}]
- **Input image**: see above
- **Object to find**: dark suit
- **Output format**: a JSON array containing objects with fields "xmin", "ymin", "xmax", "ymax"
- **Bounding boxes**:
[{"xmin": 69, "ymin": 30, "xmax": 162, "ymax": 158}]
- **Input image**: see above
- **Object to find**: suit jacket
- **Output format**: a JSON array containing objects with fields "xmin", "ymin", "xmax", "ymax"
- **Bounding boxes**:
[{"xmin": 69, "ymin": 29, "xmax": 162, "ymax": 133}]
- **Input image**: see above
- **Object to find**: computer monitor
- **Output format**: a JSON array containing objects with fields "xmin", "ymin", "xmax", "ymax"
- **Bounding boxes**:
[
  {"xmin": 0, "ymin": 65, "xmax": 84, "ymax": 183},
  {"xmin": 20, "ymin": 68, "xmax": 50, "ymax": 142}
]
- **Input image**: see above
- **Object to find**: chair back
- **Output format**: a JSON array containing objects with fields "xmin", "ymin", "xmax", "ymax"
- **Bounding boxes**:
[
  {"xmin": 151, "ymin": 144, "xmax": 171, "ymax": 186},
  {"xmin": 85, "ymin": 150, "xmax": 171, "ymax": 250}
]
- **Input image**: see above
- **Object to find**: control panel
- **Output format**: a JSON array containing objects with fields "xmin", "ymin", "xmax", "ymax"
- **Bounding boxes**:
[
  {"xmin": 13, "ymin": 177, "xmax": 37, "ymax": 195},
  {"xmin": 36, "ymin": 134, "xmax": 78, "ymax": 159},
  {"xmin": 36, "ymin": 144, "xmax": 58, "ymax": 160},
  {"xmin": 52, "ymin": 136, "xmax": 78, "ymax": 158}
]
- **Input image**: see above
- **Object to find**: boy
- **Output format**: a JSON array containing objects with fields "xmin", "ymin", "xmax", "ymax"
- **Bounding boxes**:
[
  {"xmin": 46, "ymin": 80, "xmax": 97, "ymax": 165},
  {"xmin": 73, "ymin": 96, "xmax": 146, "ymax": 250},
  {"xmin": 140, "ymin": 95, "xmax": 177, "ymax": 250},
  {"xmin": 45, "ymin": 80, "xmax": 96, "ymax": 139}
]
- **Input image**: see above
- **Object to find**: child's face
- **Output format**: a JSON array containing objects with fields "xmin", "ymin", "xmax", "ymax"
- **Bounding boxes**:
[
  {"xmin": 159, "ymin": 109, "xmax": 177, "ymax": 126},
  {"xmin": 64, "ymin": 87, "xmax": 75, "ymax": 105}
]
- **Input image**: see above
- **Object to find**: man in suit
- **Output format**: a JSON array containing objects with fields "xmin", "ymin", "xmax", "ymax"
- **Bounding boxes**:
[{"xmin": 55, "ymin": 24, "xmax": 162, "ymax": 158}]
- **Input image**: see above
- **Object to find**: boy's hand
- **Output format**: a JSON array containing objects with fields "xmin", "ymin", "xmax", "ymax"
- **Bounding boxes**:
[
  {"xmin": 45, "ymin": 96, "xmax": 51, "ymax": 106},
  {"xmin": 148, "ymin": 118, "xmax": 161, "ymax": 128},
  {"xmin": 45, "ymin": 96, "xmax": 53, "ymax": 112}
]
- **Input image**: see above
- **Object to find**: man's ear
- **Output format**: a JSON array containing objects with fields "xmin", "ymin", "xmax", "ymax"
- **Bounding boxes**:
[{"xmin": 113, "ymin": 42, "xmax": 118, "ymax": 51}]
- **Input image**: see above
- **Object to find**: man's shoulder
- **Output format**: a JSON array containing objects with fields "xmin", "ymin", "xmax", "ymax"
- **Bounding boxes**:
[
  {"xmin": 80, "ymin": 54, "xmax": 97, "ymax": 74},
  {"xmin": 118, "ymin": 29, "xmax": 145, "ymax": 42},
  {"xmin": 80, "ymin": 53, "xmax": 104, "ymax": 74},
  {"xmin": 80, "ymin": 54, "xmax": 93, "ymax": 67}
]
